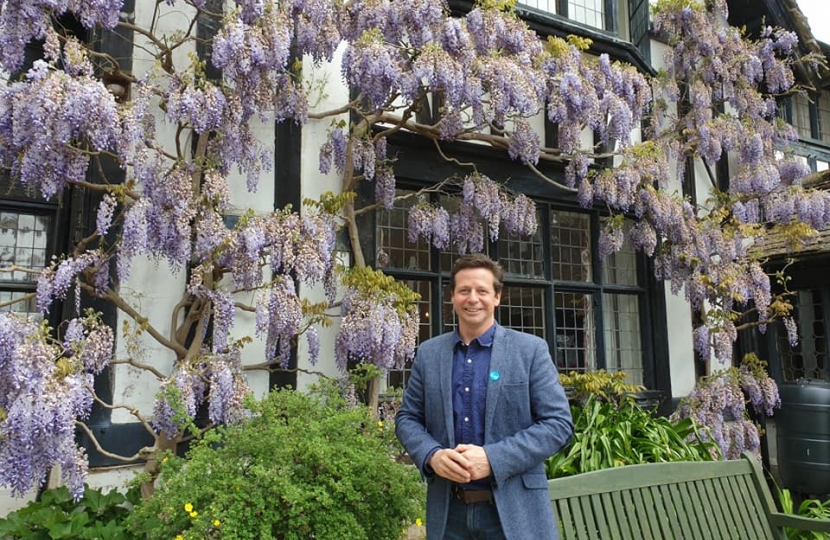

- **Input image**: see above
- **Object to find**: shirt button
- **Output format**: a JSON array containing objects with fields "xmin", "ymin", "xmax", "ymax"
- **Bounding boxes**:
[
  {"xmin": 467, "ymin": 359, "xmax": 472, "ymax": 364},
  {"xmin": 465, "ymin": 387, "xmax": 470, "ymax": 392},
  {"xmin": 464, "ymin": 417, "xmax": 469, "ymax": 422}
]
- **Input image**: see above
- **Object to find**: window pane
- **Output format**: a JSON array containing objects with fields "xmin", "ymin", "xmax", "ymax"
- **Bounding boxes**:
[
  {"xmin": 551, "ymin": 211, "xmax": 591, "ymax": 282},
  {"xmin": 603, "ymin": 292, "xmax": 643, "ymax": 385},
  {"xmin": 442, "ymin": 278, "xmax": 456, "ymax": 335},
  {"xmin": 387, "ymin": 280, "xmax": 433, "ymax": 388},
  {"xmin": 792, "ymin": 94, "xmax": 812, "ymax": 140},
  {"xmin": 602, "ymin": 220, "xmax": 637, "ymax": 286},
  {"xmin": 0, "ymin": 211, "xmax": 50, "ymax": 283},
  {"xmin": 568, "ymin": 0, "xmax": 605, "ymax": 29},
  {"xmin": 498, "ymin": 286, "xmax": 546, "ymax": 339},
  {"xmin": 778, "ymin": 289, "xmax": 827, "ymax": 381},
  {"xmin": 0, "ymin": 290, "xmax": 39, "ymax": 315},
  {"xmin": 377, "ymin": 189, "xmax": 431, "ymax": 271},
  {"xmin": 554, "ymin": 291, "xmax": 596, "ymax": 373},
  {"xmin": 517, "ymin": 0, "xmax": 557, "ymax": 13},
  {"xmin": 498, "ymin": 215, "xmax": 543, "ymax": 278},
  {"xmin": 818, "ymin": 92, "xmax": 830, "ymax": 143}
]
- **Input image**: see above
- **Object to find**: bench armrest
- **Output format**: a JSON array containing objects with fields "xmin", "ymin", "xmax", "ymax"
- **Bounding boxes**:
[{"xmin": 769, "ymin": 512, "xmax": 830, "ymax": 533}]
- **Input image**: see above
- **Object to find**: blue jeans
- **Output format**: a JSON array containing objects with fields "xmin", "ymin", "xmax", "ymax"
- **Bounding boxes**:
[{"xmin": 443, "ymin": 497, "xmax": 507, "ymax": 540}]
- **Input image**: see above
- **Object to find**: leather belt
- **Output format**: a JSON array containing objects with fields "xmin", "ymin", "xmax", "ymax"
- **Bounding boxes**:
[{"xmin": 451, "ymin": 485, "xmax": 493, "ymax": 504}]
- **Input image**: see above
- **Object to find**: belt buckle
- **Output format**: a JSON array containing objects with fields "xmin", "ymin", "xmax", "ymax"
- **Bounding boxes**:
[{"xmin": 452, "ymin": 486, "xmax": 492, "ymax": 504}]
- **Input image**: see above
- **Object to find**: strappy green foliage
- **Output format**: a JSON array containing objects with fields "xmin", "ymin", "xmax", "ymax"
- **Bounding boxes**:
[{"xmin": 546, "ymin": 396, "xmax": 718, "ymax": 478}]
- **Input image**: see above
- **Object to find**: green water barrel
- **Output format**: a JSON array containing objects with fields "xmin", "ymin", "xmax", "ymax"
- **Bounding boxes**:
[{"xmin": 776, "ymin": 380, "xmax": 830, "ymax": 496}]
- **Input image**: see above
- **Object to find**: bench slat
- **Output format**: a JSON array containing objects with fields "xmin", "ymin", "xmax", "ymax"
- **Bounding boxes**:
[
  {"xmin": 736, "ymin": 475, "xmax": 780, "ymax": 539},
  {"xmin": 611, "ymin": 489, "xmax": 635, "ymax": 540},
  {"xmin": 629, "ymin": 486, "xmax": 658, "ymax": 539},
  {"xmin": 644, "ymin": 485, "xmax": 672, "ymax": 537},
  {"xmin": 689, "ymin": 479, "xmax": 719, "ymax": 539},
  {"xmin": 576, "ymin": 495, "xmax": 600, "ymax": 539},
  {"xmin": 554, "ymin": 499, "xmax": 576, "ymax": 540},
  {"xmin": 623, "ymin": 488, "xmax": 648, "ymax": 538},
  {"xmin": 598, "ymin": 492, "xmax": 624, "ymax": 540},
  {"xmin": 700, "ymin": 481, "xmax": 732, "ymax": 539},
  {"xmin": 570, "ymin": 495, "xmax": 589, "ymax": 540},
  {"xmin": 675, "ymin": 479, "xmax": 706, "ymax": 539},
  {"xmin": 587, "ymin": 493, "xmax": 612, "ymax": 539}
]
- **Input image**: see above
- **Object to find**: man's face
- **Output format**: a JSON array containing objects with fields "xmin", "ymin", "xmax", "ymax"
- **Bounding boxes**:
[{"xmin": 451, "ymin": 267, "xmax": 501, "ymax": 333}]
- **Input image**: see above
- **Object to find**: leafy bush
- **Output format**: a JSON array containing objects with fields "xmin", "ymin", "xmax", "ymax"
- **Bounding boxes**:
[
  {"xmin": 126, "ymin": 387, "xmax": 424, "ymax": 540},
  {"xmin": 0, "ymin": 484, "xmax": 138, "ymax": 539},
  {"xmin": 777, "ymin": 487, "xmax": 830, "ymax": 539},
  {"xmin": 546, "ymin": 396, "xmax": 719, "ymax": 478}
]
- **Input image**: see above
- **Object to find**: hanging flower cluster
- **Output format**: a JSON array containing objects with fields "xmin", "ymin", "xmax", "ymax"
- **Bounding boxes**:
[
  {"xmin": 672, "ymin": 354, "xmax": 780, "ymax": 460},
  {"xmin": 0, "ymin": 312, "xmax": 113, "ymax": 499}
]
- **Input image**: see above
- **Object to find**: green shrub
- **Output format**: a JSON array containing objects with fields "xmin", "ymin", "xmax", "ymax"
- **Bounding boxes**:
[
  {"xmin": 546, "ymin": 396, "xmax": 719, "ymax": 478},
  {"xmin": 127, "ymin": 387, "xmax": 424, "ymax": 540},
  {"xmin": 0, "ymin": 484, "xmax": 139, "ymax": 539}
]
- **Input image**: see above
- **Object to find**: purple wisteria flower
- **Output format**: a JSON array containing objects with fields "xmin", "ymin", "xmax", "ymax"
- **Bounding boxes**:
[
  {"xmin": 0, "ymin": 312, "xmax": 109, "ymax": 500},
  {"xmin": 335, "ymin": 286, "xmax": 418, "ymax": 372}
]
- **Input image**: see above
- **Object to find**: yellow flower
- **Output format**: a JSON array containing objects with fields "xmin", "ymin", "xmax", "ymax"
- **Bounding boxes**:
[
  {"xmin": 162, "ymin": 456, "xmax": 169, "ymax": 464},
  {"xmin": 213, "ymin": 519, "xmax": 221, "ymax": 527},
  {"xmin": 184, "ymin": 503, "xmax": 193, "ymax": 513},
  {"xmin": 416, "ymin": 518, "xmax": 423, "ymax": 527},
  {"xmin": 377, "ymin": 421, "xmax": 383, "ymax": 427},
  {"xmin": 175, "ymin": 536, "xmax": 184, "ymax": 540},
  {"xmin": 189, "ymin": 511, "xmax": 198, "ymax": 518}
]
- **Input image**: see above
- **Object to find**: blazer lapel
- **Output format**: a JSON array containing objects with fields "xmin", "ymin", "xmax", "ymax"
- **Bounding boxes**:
[
  {"xmin": 485, "ymin": 325, "xmax": 508, "ymax": 440},
  {"xmin": 438, "ymin": 336, "xmax": 456, "ymax": 447}
]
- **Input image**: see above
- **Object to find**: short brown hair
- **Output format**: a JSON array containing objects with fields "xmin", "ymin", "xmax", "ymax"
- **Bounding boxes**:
[{"xmin": 449, "ymin": 254, "xmax": 504, "ymax": 294}]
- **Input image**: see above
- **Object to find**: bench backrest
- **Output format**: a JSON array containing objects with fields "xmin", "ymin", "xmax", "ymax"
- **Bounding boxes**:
[{"xmin": 547, "ymin": 455, "xmax": 784, "ymax": 540}]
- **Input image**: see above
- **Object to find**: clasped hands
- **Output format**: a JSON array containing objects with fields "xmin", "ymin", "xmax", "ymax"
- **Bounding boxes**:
[{"xmin": 428, "ymin": 444, "xmax": 491, "ymax": 484}]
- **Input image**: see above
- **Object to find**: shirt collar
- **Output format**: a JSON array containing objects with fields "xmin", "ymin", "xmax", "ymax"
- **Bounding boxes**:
[{"xmin": 453, "ymin": 322, "xmax": 498, "ymax": 349}]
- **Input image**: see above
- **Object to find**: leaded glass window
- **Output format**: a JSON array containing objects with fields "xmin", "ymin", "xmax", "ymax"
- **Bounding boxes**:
[
  {"xmin": 0, "ymin": 211, "xmax": 52, "ymax": 315},
  {"xmin": 377, "ymin": 188, "xmax": 650, "ymax": 390},
  {"xmin": 778, "ymin": 289, "xmax": 827, "ymax": 381}
]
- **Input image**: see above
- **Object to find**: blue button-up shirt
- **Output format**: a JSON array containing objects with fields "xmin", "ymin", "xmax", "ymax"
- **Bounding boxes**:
[
  {"xmin": 452, "ymin": 324, "xmax": 495, "ymax": 447},
  {"xmin": 451, "ymin": 323, "xmax": 496, "ymax": 490}
]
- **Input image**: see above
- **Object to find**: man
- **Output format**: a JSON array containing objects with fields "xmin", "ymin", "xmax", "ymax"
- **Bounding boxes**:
[{"xmin": 396, "ymin": 254, "xmax": 574, "ymax": 540}]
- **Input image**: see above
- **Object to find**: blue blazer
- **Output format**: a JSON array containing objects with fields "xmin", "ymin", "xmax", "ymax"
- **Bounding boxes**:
[{"xmin": 396, "ymin": 324, "xmax": 574, "ymax": 540}]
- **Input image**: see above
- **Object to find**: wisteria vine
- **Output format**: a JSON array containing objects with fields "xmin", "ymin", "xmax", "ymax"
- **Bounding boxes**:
[{"xmin": 0, "ymin": 0, "xmax": 825, "ymax": 500}]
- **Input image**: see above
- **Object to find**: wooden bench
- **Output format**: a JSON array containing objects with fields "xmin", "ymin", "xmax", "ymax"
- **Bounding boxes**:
[{"xmin": 547, "ymin": 452, "xmax": 830, "ymax": 539}]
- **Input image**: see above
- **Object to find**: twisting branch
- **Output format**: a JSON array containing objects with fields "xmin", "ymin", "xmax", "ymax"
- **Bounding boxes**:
[
  {"xmin": 431, "ymin": 139, "xmax": 478, "ymax": 170},
  {"xmin": 307, "ymin": 97, "xmax": 362, "ymax": 120},
  {"xmin": 75, "ymin": 422, "xmax": 147, "ymax": 463},
  {"xmin": 116, "ymin": 21, "xmax": 174, "ymax": 73},
  {"xmin": 109, "ymin": 357, "xmax": 167, "ymax": 380},
  {"xmin": 103, "ymin": 287, "xmax": 189, "ymax": 358},
  {"xmin": 527, "ymin": 163, "xmax": 578, "ymax": 192}
]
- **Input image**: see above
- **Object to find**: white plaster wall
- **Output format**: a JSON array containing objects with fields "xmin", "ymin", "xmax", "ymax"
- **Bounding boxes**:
[
  {"xmin": 650, "ymin": 39, "xmax": 697, "ymax": 397},
  {"xmin": 111, "ymin": 2, "xmax": 283, "ymax": 414},
  {"xmin": 296, "ymin": 45, "xmax": 352, "ymax": 391},
  {"xmin": 108, "ymin": 2, "xmax": 202, "ymax": 423}
]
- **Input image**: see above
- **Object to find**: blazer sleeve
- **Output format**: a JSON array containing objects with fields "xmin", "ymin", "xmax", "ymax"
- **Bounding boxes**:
[
  {"xmin": 395, "ymin": 347, "xmax": 444, "ymax": 479},
  {"xmin": 485, "ymin": 337, "xmax": 574, "ymax": 486}
]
